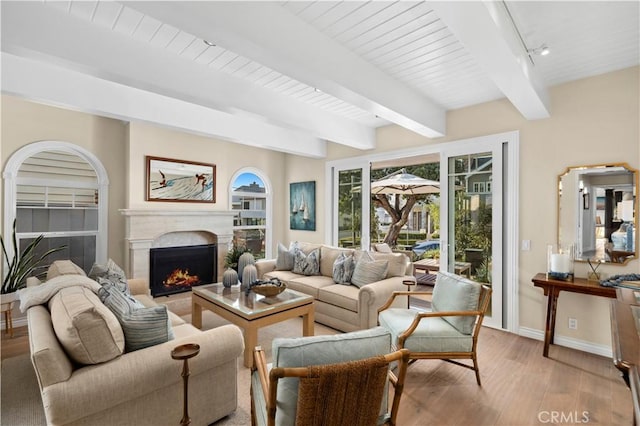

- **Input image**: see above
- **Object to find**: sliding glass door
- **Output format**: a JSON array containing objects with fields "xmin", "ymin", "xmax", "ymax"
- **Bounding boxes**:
[
  {"xmin": 328, "ymin": 160, "xmax": 370, "ymax": 249},
  {"xmin": 440, "ymin": 141, "xmax": 506, "ymax": 329}
]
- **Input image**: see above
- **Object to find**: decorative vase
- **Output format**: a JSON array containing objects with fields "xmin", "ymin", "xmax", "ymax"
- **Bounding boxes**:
[
  {"xmin": 222, "ymin": 268, "xmax": 238, "ymax": 288},
  {"xmin": 237, "ymin": 252, "xmax": 256, "ymax": 283},
  {"xmin": 241, "ymin": 264, "xmax": 258, "ymax": 290}
]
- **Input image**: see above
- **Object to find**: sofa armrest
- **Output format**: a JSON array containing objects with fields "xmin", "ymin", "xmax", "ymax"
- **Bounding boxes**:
[
  {"xmin": 41, "ymin": 324, "xmax": 244, "ymax": 425},
  {"xmin": 255, "ymin": 259, "xmax": 276, "ymax": 278},
  {"xmin": 128, "ymin": 278, "xmax": 149, "ymax": 296},
  {"xmin": 358, "ymin": 276, "xmax": 412, "ymax": 329}
]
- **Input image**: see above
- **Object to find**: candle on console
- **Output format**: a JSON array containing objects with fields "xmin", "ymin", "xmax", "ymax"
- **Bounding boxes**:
[{"xmin": 550, "ymin": 253, "xmax": 571, "ymax": 273}]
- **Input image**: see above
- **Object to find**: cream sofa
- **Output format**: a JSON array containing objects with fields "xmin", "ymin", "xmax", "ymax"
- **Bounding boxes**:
[
  {"xmin": 25, "ymin": 275, "xmax": 244, "ymax": 426},
  {"xmin": 255, "ymin": 243, "xmax": 414, "ymax": 332}
]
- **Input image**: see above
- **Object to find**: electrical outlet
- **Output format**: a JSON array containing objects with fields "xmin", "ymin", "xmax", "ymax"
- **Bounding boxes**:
[
  {"xmin": 568, "ymin": 318, "xmax": 578, "ymax": 330},
  {"xmin": 521, "ymin": 240, "xmax": 531, "ymax": 251}
]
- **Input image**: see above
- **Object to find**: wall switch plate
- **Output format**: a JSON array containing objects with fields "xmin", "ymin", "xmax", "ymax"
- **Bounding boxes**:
[
  {"xmin": 568, "ymin": 318, "xmax": 578, "ymax": 330},
  {"xmin": 521, "ymin": 240, "xmax": 531, "ymax": 251}
]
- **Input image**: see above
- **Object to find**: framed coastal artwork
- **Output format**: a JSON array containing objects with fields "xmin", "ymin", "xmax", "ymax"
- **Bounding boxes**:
[
  {"xmin": 290, "ymin": 181, "xmax": 316, "ymax": 231},
  {"xmin": 146, "ymin": 156, "xmax": 216, "ymax": 203}
]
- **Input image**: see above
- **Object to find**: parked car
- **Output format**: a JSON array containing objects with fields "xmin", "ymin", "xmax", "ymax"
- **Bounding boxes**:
[{"xmin": 412, "ymin": 240, "xmax": 440, "ymax": 257}]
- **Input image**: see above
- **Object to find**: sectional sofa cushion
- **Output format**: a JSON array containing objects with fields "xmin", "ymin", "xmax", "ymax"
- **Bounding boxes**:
[
  {"xmin": 99, "ymin": 284, "xmax": 174, "ymax": 352},
  {"xmin": 370, "ymin": 252, "xmax": 409, "ymax": 278},
  {"xmin": 46, "ymin": 260, "xmax": 87, "ymax": 281},
  {"xmin": 372, "ymin": 243, "xmax": 393, "ymax": 253},
  {"xmin": 431, "ymin": 271, "xmax": 481, "ymax": 334},
  {"xmin": 319, "ymin": 245, "xmax": 355, "ymax": 276},
  {"xmin": 48, "ymin": 286, "xmax": 124, "ymax": 365}
]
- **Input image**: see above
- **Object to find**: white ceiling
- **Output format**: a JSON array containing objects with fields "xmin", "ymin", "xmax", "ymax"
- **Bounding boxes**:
[{"xmin": 1, "ymin": 1, "xmax": 638, "ymax": 158}]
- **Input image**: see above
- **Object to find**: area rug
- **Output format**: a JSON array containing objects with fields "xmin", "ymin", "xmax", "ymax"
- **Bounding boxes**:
[
  {"xmin": 0, "ymin": 302, "xmax": 337, "ymax": 426},
  {"xmin": 1, "ymin": 354, "xmax": 46, "ymax": 426}
]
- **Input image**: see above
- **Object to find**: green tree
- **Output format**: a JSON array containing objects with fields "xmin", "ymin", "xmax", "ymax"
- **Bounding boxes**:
[{"xmin": 371, "ymin": 164, "xmax": 439, "ymax": 247}]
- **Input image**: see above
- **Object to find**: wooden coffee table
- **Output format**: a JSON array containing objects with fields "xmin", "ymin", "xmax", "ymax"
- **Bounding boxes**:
[{"xmin": 191, "ymin": 283, "xmax": 315, "ymax": 368}]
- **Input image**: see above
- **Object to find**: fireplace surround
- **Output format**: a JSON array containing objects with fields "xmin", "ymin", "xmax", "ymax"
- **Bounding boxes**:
[{"xmin": 120, "ymin": 209, "xmax": 235, "ymax": 294}]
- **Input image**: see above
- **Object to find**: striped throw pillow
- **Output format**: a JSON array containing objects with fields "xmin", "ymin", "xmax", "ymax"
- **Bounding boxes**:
[
  {"xmin": 351, "ymin": 252, "xmax": 388, "ymax": 288},
  {"xmin": 99, "ymin": 285, "xmax": 174, "ymax": 352}
]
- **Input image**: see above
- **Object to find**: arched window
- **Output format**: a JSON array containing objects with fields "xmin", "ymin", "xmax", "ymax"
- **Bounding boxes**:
[
  {"xmin": 3, "ymin": 141, "xmax": 109, "ymax": 273},
  {"xmin": 229, "ymin": 168, "xmax": 271, "ymax": 259}
]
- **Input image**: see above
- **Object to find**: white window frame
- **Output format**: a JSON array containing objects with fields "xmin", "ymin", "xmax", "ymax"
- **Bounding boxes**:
[
  {"xmin": 3, "ymin": 141, "xmax": 109, "ymax": 267},
  {"xmin": 228, "ymin": 167, "xmax": 272, "ymax": 259}
]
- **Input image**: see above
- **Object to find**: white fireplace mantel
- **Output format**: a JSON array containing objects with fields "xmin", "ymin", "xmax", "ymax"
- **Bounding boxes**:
[{"xmin": 120, "ymin": 209, "xmax": 235, "ymax": 286}]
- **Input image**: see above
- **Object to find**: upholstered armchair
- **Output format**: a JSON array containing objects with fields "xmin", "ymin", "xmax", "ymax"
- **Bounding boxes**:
[
  {"xmin": 378, "ymin": 271, "xmax": 491, "ymax": 385},
  {"xmin": 250, "ymin": 327, "xmax": 410, "ymax": 426}
]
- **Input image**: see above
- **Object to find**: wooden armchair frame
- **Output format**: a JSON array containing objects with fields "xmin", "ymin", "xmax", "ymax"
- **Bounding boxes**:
[
  {"xmin": 251, "ymin": 347, "xmax": 410, "ymax": 426},
  {"xmin": 378, "ymin": 284, "xmax": 492, "ymax": 385}
]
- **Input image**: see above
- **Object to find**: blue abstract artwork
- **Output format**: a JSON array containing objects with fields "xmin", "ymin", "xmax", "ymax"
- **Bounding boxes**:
[{"xmin": 290, "ymin": 181, "xmax": 316, "ymax": 231}]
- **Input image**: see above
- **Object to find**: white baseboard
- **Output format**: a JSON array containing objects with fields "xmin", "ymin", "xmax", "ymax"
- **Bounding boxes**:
[
  {"xmin": 1, "ymin": 316, "xmax": 28, "ymax": 331},
  {"xmin": 519, "ymin": 326, "xmax": 612, "ymax": 358}
]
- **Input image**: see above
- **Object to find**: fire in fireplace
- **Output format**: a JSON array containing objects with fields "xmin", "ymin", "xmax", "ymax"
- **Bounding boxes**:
[{"xmin": 149, "ymin": 244, "xmax": 217, "ymax": 297}]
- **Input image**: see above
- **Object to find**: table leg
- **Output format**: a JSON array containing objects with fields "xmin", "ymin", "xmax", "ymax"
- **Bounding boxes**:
[
  {"xmin": 7, "ymin": 309, "xmax": 12, "ymax": 338},
  {"xmin": 192, "ymin": 300, "xmax": 203, "ymax": 329},
  {"xmin": 244, "ymin": 326, "xmax": 258, "ymax": 368},
  {"xmin": 543, "ymin": 288, "xmax": 559, "ymax": 357},
  {"xmin": 302, "ymin": 307, "xmax": 314, "ymax": 336}
]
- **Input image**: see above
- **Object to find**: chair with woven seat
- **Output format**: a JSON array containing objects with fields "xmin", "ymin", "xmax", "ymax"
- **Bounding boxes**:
[
  {"xmin": 378, "ymin": 271, "xmax": 492, "ymax": 386},
  {"xmin": 250, "ymin": 327, "xmax": 410, "ymax": 426}
]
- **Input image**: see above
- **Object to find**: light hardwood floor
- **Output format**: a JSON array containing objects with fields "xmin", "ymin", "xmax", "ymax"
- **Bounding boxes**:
[{"xmin": 2, "ymin": 307, "xmax": 633, "ymax": 425}]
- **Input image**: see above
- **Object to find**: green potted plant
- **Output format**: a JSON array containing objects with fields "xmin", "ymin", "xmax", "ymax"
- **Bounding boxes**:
[
  {"xmin": 224, "ymin": 241, "xmax": 250, "ymax": 271},
  {"xmin": 1, "ymin": 219, "xmax": 66, "ymax": 296}
]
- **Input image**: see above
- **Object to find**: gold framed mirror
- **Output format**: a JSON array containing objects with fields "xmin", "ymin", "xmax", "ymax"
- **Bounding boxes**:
[{"xmin": 558, "ymin": 163, "xmax": 638, "ymax": 264}]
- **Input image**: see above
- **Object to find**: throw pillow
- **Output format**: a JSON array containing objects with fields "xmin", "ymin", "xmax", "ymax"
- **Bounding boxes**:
[
  {"xmin": 332, "ymin": 252, "xmax": 356, "ymax": 285},
  {"xmin": 351, "ymin": 252, "xmax": 388, "ymax": 288},
  {"xmin": 49, "ymin": 286, "xmax": 124, "ymax": 364},
  {"xmin": 89, "ymin": 259, "xmax": 130, "ymax": 294},
  {"xmin": 293, "ymin": 248, "xmax": 320, "ymax": 276},
  {"xmin": 99, "ymin": 284, "xmax": 174, "ymax": 352},
  {"xmin": 275, "ymin": 243, "xmax": 295, "ymax": 271}
]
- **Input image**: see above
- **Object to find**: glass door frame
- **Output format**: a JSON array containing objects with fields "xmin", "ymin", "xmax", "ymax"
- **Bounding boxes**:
[
  {"xmin": 439, "ymin": 137, "xmax": 508, "ymax": 330},
  {"xmin": 325, "ymin": 159, "xmax": 371, "ymax": 249},
  {"xmin": 326, "ymin": 131, "xmax": 519, "ymax": 332}
]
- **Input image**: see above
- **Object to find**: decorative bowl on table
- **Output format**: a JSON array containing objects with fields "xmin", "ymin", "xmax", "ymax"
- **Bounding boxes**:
[{"xmin": 249, "ymin": 278, "xmax": 286, "ymax": 297}]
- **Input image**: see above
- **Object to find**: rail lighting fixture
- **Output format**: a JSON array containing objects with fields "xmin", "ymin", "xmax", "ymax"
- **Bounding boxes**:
[{"xmin": 528, "ymin": 44, "xmax": 550, "ymax": 56}]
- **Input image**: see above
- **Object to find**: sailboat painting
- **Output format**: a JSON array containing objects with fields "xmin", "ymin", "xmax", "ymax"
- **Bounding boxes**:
[{"xmin": 289, "ymin": 181, "xmax": 316, "ymax": 231}]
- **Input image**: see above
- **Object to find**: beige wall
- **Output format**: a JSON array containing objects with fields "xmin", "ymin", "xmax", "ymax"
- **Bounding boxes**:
[
  {"xmin": 1, "ymin": 95, "xmax": 128, "ymax": 267},
  {"xmin": 327, "ymin": 66, "xmax": 640, "ymax": 348}
]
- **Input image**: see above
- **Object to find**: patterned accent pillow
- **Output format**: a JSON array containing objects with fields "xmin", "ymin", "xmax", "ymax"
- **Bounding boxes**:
[
  {"xmin": 89, "ymin": 259, "xmax": 130, "ymax": 294},
  {"xmin": 293, "ymin": 248, "xmax": 320, "ymax": 276},
  {"xmin": 351, "ymin": 252, "xmax": 389, "ymax": 288},
  {"xmin": 99, "ymin": 284, "xmax": 174, "ymax": 352},
  {"xmin": 275, "ymin": 243, "xmax": 295, "ymax": 271},
  {"xmin": 332, "ymin": 252, "xmax": 356, "ymax": 285}
]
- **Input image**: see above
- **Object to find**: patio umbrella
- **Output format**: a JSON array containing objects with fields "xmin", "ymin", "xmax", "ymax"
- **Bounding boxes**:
[{"xmin": 371, "ymin": 169, "xmax": 441, "ymax": 195}]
